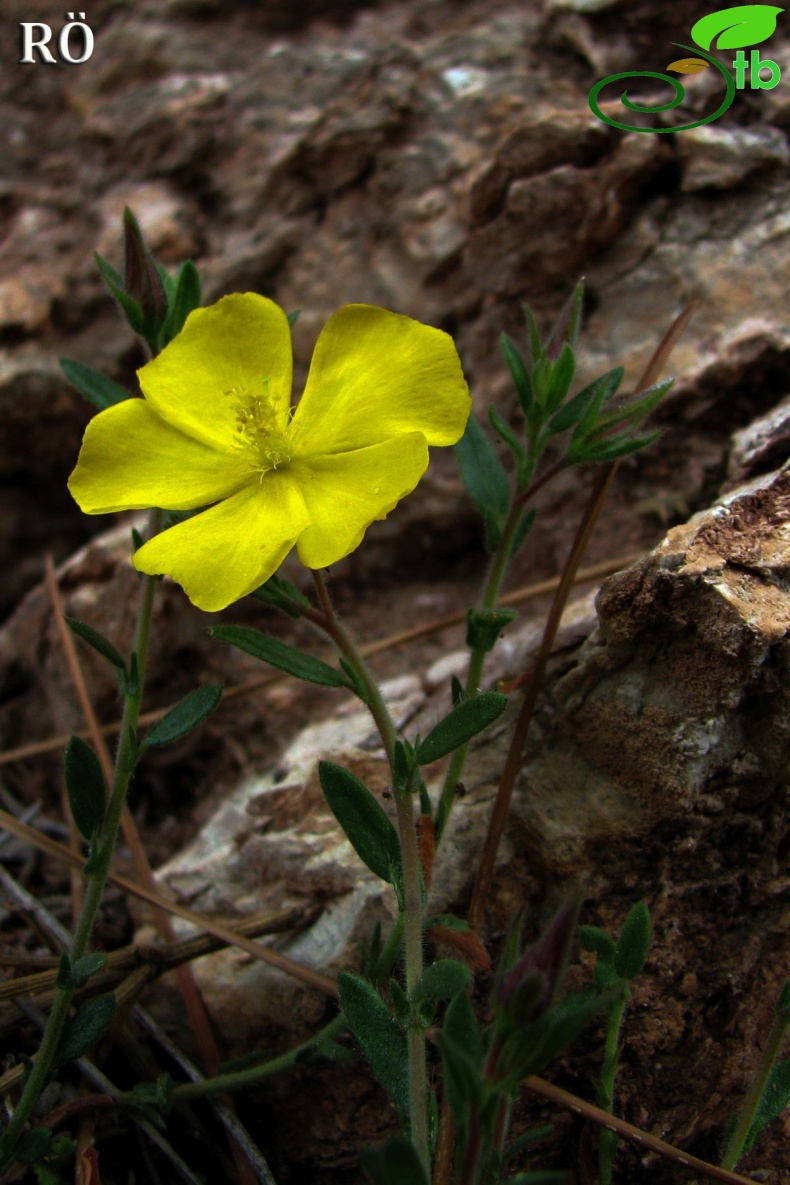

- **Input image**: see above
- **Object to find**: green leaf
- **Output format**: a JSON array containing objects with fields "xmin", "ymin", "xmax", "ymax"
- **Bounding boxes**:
[
  {"xmin": 56, "ymin": 994, "xmax": 116, "ymax": 1065},
  {"xmin": 443, "ymin": 988, "xmax": 483, "ymax": 1064},
  {"xmin": 389, "ymin": 978, "xmax": 410, "ymax": 1027},
  {"xmin": 746, "ymin": 1059, "xmax": 790, "ymax": 1151},
  {"xmin": 249, "ymin": 572, "xmax": 312, "ymax": 617},
  {"xmin": 691, "ymin": 5, "xmax": 782, "ymax": 50},
  {"xmin": 488, "ymin": 404, "xmax": 525, "ymax": 467},
  {"xmin": 95, "ymin": 252, "xmax": 145, "ymax": 335},
  {"xmin": 500, "ymin": 333, "xmax": 533, "ymax": 413},
  {"xmin": 64, "ymin": 737, "xmax": 106, "ymax": 842},
  {"xmin": 544, "ymin": 342, "xmax": 575, "ymax": 414},
  {"xmin": 361, "ymin": 1135, "xmax": 429, "ymax": 1185},
  {"xmin": 16, "ymin": 1128, "xmax": 52, "ymax": 1165},
  {"xmin": 413, "ymin": 959, "xmax": 472, "ymax": 1003},
  {"xmin": 590, "ymin": 378, "xmax": 672, "ymax": 434},
  {"xmin": 60, "ymin": 358, "xmax": 134, "ymax": 412},
  {"xmin": 71, "ymin": 952, "xmax": 108, "ymax": 988},
  {"xmin": 548, "ymin": 367, "xmax": 623, "ymax": 437},
  {"xmin": 393, "ymin": 740, "xmax": 411, "ymax": 794},
  {"xmin": 451, "ymin": 676, "xmax": 465, "ymax": 707},
  {"xmin": 415, "ymin": 691, "xmax": 508, "ymax": 765},
  {"xmin": 510, "ymin": 507, "xmax": 536, "ymax": 557},
  {"xmin": 142, "ymin": 685, "xmax": 222, "ymax": 750},
  {"xmin": 160, "ymin": 260, "xmax": 201, "ymax": 347},
  {"xmin": 55, "ymin": 951, "xmax": 107, "ymax": 991},
  {"xmin": 568, "ymin": 426, "xmax": 661, "ymax": 466},
  {"xmin": 65, "ymin": 617, "xmax": 126, "ymax": 673},
  {"xmin": 439, "ymin": 1028, "xmax": 486, "ymax": 1126},
  {"xmin": 614, "ymin": 901, "xmax": 651, "ymax": 980},
  {"xmin": 775, "ymin": 978, "xmax": 790, "ymax": 1018},
  {"xmin": 339, "ymin": 972, "xmax": 409, "ymax": 1117},
  {"xmin": 287, "ymin": 309, "xmax": 300, "ymax": 328},
  {"xmin": 466, "ymin": 607, "xmax": 518, "ymax": 654},
  {"xmin": 579, "ymin": 926, "xmax": 617, "ymax": 961},
  {"xmin": 454, "ymin": 415, "xmax": 511, "ymax": 533},
  {"xmin": 319, "ymin": 762, "xmax": 401, "ymax": 884},
  {"xmin": 211, "ymin": 626, "xmax": 349, "ymax": 688},
  {"xmin": 502, "ymin": 1126, "xmax": 554, "ymax": 1166}
]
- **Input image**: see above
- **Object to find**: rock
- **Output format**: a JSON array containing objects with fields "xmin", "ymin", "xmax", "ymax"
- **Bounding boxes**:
[{"xmin": 677, "ymin": 125, "xmax": 789, "ymax": 192}]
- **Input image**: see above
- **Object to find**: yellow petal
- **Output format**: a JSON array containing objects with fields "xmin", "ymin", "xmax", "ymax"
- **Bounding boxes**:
[
  {"xmin": 138, "ymin": 293, "xmax": 293, "ymax": 453},
  {"xmin": 293, "ymin": 433, "xmax": 429, "ymax": 570},
  {"xmin": 68, "ymin": 398, "xmax": 253, "ymax": 514},
  {"xmin": 132, "ymin": 474, "xmax": 310, "ymax": 612},
  {"xmin": 290, "ymin": 305, "xmax": 470, "ymax": 457}
]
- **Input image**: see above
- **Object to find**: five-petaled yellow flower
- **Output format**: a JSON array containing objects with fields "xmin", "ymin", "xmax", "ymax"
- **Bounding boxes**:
[{"xmin": 69, "ymin": 294, "xmax": 471, "ymax": 612}]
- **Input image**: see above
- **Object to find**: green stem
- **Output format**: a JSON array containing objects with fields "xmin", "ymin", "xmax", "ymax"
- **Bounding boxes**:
[
  {"xmin": 312, "ymin": 571, "xmax": 429, "ymax": 1173},
  {"xmin": 598, "ymin": 989, "xmax": 628, "ymax": 1185},
  {"xmin": 171, "ymin": 1015, "xmax": 346, "ymax": 1101},
  {"xmin": 721, "ymin": 1007, "xmax": 790, "ymax": 1171},
  {"xmin": 0, "ymin": 514, "xmax": 161, "ymax": 1167},
  {"xmin": 435, "ymin": 495, "xmax": 524, "ymax": 841}
]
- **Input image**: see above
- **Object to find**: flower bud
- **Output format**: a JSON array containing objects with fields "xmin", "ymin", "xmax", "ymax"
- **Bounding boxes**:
[{"xmin": 123, "ymin": 207, "xmax": 167, "ymax": 341}]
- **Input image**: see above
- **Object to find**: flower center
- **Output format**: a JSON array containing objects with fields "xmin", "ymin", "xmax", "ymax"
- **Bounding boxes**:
[{"xmin": 224, "ymin": 376, "xmax": 292, "ymax": 473}]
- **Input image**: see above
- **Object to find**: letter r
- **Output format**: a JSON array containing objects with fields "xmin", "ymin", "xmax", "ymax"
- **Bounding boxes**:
[{"xmin": 19, "ymin": 23, "xmax": 56, "ymax": 64}]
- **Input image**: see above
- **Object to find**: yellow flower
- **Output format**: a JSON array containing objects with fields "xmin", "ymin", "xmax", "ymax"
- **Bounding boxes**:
[{"xmin": 68, "ymin": 294, "xmax": 470, "ymax": 612}]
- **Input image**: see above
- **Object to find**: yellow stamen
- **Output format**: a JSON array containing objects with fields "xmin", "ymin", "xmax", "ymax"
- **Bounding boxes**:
[{"xmin": 224, "ymin": 376, "xmax": 291, "ymax": 473}]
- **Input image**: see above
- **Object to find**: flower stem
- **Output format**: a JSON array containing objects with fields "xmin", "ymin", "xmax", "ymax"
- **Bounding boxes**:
[
  {"xmin": 0, "ymin": 515, "xmax": 161, "ymax": 1168},
  {"xmin": 435, "ymin": 494, "xmax": 523, "ymax": 842},
  {"xmin": 312, "ymin": 571, "xmax": 429, "ymax": 1173},
  {"xmin": 598, "ymin": 990, "xmax": 628, "ymax": 1185},
  {"xmin": 171, "ymin": 1015, "xmax": 346, "ymax": 1101}
]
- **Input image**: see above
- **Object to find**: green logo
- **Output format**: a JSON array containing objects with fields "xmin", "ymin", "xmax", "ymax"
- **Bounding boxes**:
[{"xmin": 588, "ymin": 4, "xmax": 783, "ymax": 132}]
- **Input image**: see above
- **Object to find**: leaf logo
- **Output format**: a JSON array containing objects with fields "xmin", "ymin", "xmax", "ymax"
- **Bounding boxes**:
[
  {"xmin": 690, "ymin": 4, "xmax": 783, "ymax": 50},
  {"xmin": 667, "ymin": 57, "xmax": 709, "ymax": 72}
]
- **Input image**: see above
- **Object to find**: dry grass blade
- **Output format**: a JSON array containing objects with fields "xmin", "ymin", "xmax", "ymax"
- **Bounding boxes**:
[
  {"xmin": 0, "ymin": 806, "xmax": 337, "ymax": 997},
  {"xmin": 0, "ymin": 553, "xmax": 642, "ymax": 767},
  {"xmin": 467, "ymin": 304, "xmax": 696, "ymax": 933},
  {"xmin": 45, "ymin": 556, "xmax": 261, "ymax": 1184},
  {"xmin": 524, "ymin": 1075, "xmax": 754, "ymax": 1185}
]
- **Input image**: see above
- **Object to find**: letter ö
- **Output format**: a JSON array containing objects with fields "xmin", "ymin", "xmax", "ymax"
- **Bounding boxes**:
[{"xmin": 20, "ymin": 13, "xmax": 93, "ymax": 64}]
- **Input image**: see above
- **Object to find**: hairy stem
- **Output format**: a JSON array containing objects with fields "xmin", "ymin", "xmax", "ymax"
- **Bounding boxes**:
[
  {"xmin": 598, "ymin": 990, "xmax": 628, "ymax": 1185},
  {"xmin": 312, "ymin": 571, "xmax": 429, "ymax": 1173},
  {"xmin": 1, "ymin": 514, "xmax": 161, "ymax": 1166}
]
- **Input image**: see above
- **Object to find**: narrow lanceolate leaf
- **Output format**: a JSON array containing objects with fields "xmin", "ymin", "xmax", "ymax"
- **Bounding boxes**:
[
  {"xmin": 746, "ymin": 1059, "xmax": 790, "ymax": 1151},
  {"xmin": 60, "ymin": 358, "xmax": 133, "ymax": 411},
  {"xmin": 142, "ymin": 685, "xmax": 223, "ymax": 750},
  {"xmin": 613, "ymin": 901, "xmax": 651, "ymax": 981},
  {"xmin": 65, "ymin": 617, "xmax": 126, "ymax": 673},
  {"xmin": 319, "ymin": 762, "xmax": 400, "ymax": 884},
  {"xmin": 415, "ymin": 691, "xmax": 508, "ymax": 765},
  {"xmin": 547, "ymin": 367, "xmax": 623, "ymax": 437},
  {"xmin": 361, "ymin": 1136, "xmax": 429, "ymax": 1185},
  {"xmin": 454, "ymin": 415, "xmax": 511, "ymax": 533},
  {"xmin": 56, "ymin": 994, "xmax": 116, "ymax": 1065},
  {"xmin": 500, "ymin": 332, "xmax": 533, "ymax": 412},
  {"xmin": 160, "ymin": 260, "xmax": 202, "ymax": 347},
  {"xmin": 543, "ymin": 341, "xmax": 575, "ymax": 414},
  {"xmin": 210, "ymin": 626, "xmax": 349, "ymax": 688},
  {"xmin": 412, "ymin": 959, "xmax": 472, "ymax": 1003},
  {"xmin": 64, "ymin": 737, "xmax": 107, "ymax": 841},
  {"xmin": 95, "ymin": 252, "xmax": 145, "ymax": 335},
  {"xmin": 339, "ymin": 972, "xmax": 409, "ymax": 1117}
]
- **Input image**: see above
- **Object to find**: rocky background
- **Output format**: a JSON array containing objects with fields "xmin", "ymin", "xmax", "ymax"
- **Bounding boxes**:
[{"xmin": 2, "ymin": 0, "xmax": 790, "ymax": 1182}]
